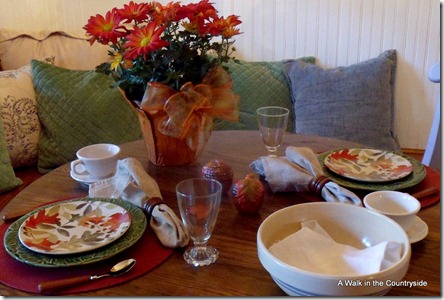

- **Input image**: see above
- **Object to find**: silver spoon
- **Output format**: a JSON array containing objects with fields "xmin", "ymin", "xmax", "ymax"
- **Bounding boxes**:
[{"xmin": 38, "ymin": 258, "xmax": 136, "ymax": 294}]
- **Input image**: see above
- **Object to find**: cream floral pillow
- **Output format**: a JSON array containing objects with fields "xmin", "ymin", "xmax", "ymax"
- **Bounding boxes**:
[
  {"xmin": 0, "ymin": 111, "xmax": 22, "ymax": 193},
  {"xmin": 0, "ymin": 60, "xmax": 51, "ymax": 168}
]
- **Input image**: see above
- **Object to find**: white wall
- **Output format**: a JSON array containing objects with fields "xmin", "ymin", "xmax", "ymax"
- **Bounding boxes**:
[{"xmin": 0, "ymin": 0, "xmax": 440, "ymax": 150}]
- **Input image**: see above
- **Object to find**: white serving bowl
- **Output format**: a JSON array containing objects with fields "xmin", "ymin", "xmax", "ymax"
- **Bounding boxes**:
[{"xmin": 257, "ymin": 202, "xmax": 411, "ymax": 296}]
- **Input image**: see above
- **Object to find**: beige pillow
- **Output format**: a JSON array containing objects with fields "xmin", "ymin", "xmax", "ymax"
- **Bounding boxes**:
[
  {"xmin": 0, "ymin": 56, "xmax": 55, "ymax": 168},
  {"xmin": 0, "ymin": 67, "xmax": 42, "ymax": 167},
  {"xmin": 0, "ymin": 110, "xmax": 22, "ymax": 193}
]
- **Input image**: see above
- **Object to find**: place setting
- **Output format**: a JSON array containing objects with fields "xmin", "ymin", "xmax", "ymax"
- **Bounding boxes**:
[
  {"xmin": 247, "ymin": 109, "xmax": 436, "ymax": 295},
  {"xmin": 251, "ymin": 145, "xmax": 431, "ymax": 244},
  {"xmin": 251, "ymin": 106, "xmax": 435, "ymax": 248},
  {"xmin": 1, "ymin": 140, "xmax": 226, "ymax": 295},
  {"xmin": 0, "ymin": 143, "xmax": 196, "ymax": 295},
  {"xmin": 0, "ymin": 195, "xmax": 170, "ymax": 295}
]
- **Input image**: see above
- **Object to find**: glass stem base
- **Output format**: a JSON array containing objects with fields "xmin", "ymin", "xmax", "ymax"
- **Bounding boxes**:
[
  {"xmin": 265, "ymin": 145, "xmax": 279, "ymax": 153},
  {"xmin": 183, "ymin": 245, "xmax": 219, "ymax": 267}
]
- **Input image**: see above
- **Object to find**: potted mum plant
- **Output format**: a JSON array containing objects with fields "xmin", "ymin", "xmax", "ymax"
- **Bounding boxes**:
[{"xmin": 83, "ymin": 0, "xmax": 242, "ymax": 166}]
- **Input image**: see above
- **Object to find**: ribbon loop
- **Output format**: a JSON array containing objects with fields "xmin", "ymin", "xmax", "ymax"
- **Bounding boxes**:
[{"xmin": 137, "ymin": 66, "xmax": 239, "ymax": 151}]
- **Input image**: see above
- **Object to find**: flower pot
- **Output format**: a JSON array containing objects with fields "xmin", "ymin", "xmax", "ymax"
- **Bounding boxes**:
[
  {"xmin": 120, "ymin": 66, "xmax": 239, "ymax": 166},
  {"xmin": 134, "ymin": 108, "xmax": 210, "ymax": 166}
]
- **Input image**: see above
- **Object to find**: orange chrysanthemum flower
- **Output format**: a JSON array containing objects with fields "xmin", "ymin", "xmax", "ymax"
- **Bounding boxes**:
[
  {"xmin": 222, "ymin": 15, "xmax": 242, "ymax": 37},
  {"xmin": 185, "ymin": 0, "xmax": 218, "ymax": 20},
  {"xmin": 155, "ymin": 1, "xmax": 184, "ymax": 25},
  {"xmin": 204, "ymin": 15, "xmax": 242, "ymax": 37},
  {"xmin": 117, "ymin": 1, "xmax": 153, "ymax": 23},
  {"xmin": 181, "ymin": 0, "xmax": 218, "ymax": 35},
  {"xmin": 83, "ymin": 8, "xmax": 126, "ymax": 45},
  {"xmin": 123, "ymin": 22, "xmax": 169, "ymax": 60}
]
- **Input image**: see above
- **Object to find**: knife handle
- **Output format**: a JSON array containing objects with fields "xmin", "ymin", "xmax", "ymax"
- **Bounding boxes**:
[
  {"xmin": 38, "ymin": 275, "xmax": 92, "ymax": 294},
  {"xmin": 2, "ymin": 213, "xmax": 25, "ymax": 223},
  {"xmin": 411, "ymin": 187, "xmax": 439, "ymax": 199}
]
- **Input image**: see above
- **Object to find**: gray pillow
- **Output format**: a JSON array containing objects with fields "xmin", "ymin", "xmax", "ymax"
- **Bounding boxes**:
[
  {"xmin": 283, "ymin": 50, "xmax": 400, "ymax": 151},
  {"xmin": 214, "ymin": 57, "xmax": 315, "ymax": 132}
]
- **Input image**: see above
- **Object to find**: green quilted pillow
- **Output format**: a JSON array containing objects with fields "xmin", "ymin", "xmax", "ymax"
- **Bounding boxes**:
[
  {"xmin": 32, "ymin": 60, "xmax": 142, "ymax": 173},
  {"xmin": 214, "ymin": 57, "xmax": 315, "ymax": 132},
  {"xmin": 0, "ymin": 112, "xmax": 22, "ymax": 192}
]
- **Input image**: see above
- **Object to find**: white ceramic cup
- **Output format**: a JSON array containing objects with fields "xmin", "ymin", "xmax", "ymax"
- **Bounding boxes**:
[
  {"xmin": 363, "ymin": 190, "xmax": 421, "ymax": 231},
  {"xmin": 70, "ymin": 143, "xmax": 120, "ymax": 179}
]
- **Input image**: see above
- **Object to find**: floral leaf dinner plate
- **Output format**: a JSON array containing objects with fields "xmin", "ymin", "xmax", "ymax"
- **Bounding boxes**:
[
  {"xmin": 18, "ymin": 200, "xmax": 132, "ymax": 255},
  {"xmin": 4, "ymin": 198, "xmax": 147, "ymax": 267},
  {"xmin": 318, "ymin": 149, "xmax": 426, "ymax": 191},
  {"xmin": 324, "ymin": 148, "xmax": 413, "ymax": 182}
]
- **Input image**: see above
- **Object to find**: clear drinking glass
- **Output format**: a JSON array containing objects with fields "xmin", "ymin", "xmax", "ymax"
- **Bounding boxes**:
[
  {"xmin": 256, "ymin": 106, "xmax": 290, "ymax": 155},
  {"xmin": 176, "ymin": 178, "xmax": 222, "ymax": 266}
]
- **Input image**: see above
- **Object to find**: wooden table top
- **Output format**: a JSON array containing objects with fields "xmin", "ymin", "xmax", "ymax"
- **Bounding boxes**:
[{"xmin": 0, "ymin": 130, "xmax": 440, "ymax": 296}]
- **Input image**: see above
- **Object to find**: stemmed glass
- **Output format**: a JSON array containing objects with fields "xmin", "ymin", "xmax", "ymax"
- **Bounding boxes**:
[
  {"xmin": 256, "ymin": 106, "xmax": 290, "ymax": 155},
  {"xmin": 176, "ymin": 178, "xmax": 222, "ymax": 266}
]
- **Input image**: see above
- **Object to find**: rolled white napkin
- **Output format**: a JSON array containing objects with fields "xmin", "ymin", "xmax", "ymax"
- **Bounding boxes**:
[
  {"xmin": 89, "ymin": 158, "xmax": 189, "ymax": 248},
  {"xmin": 250, "ymin": 146, "xmax": 362, "ymax": 206},
  {"xmin": 269, "ymin": 220, "xmax": 403, "ymax": 276}
]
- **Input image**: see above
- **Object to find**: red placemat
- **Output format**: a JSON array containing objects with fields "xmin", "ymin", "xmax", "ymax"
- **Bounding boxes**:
[
  {"xmin": 0, "ymin": 211, "xmax": 173, "ymax": 295},
  {"xmin": 399, "ymin": 165, "xmax": 441, "ymax": 208}
]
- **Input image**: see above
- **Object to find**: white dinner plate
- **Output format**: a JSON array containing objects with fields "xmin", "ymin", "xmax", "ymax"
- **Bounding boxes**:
[
  {"xmin": 18, "ymin": 199, "xmax": 131, "ymax": 255},
  {"xmin": 324, "ymin": 148, "xmax": 413, "ymax": 183}
]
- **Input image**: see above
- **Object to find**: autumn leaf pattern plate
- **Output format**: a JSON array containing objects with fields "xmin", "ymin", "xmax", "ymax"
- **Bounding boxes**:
[
  {"xmin": 324, "ymin": 148, "xmax": 414, "ymax": 183},
  {"xmin": 4, "ymin": 198, "xmax": 146, "ymax": 267},
  {"xmin": 18, "ymin": 200, "xmax": 131, "ymax": 255}
]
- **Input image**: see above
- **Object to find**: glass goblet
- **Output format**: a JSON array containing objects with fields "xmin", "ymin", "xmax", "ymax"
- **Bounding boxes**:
[
  {"xmin": 176, "ymin": 178, "xmax": 222, "ymax": 266},
  {"xmin": 256, "ymin": 106, "xmax": 290, "ymax": 155}
]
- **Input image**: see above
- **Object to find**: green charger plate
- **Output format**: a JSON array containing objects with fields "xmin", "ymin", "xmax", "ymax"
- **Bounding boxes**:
[
  {"xmin": 4, "ymin": 197, "xmax": 147, "ymax": 268},
  {"xmin": 318, "ymin": 149, "xmax": 426, "ymax": 191}
]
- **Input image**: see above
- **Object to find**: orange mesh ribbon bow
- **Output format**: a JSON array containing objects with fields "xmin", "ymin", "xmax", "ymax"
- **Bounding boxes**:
[{"xmin": 140, "ymin": 66, "xmax": 240, "ymax": 150}]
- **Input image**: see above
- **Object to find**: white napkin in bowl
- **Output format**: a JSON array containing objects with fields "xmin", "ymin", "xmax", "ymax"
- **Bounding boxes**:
[
  {"xmin": 250, "ymin": 146, "xmax": 362, "ymax": 206},
  {"xmin": 89, "ymin": 157, "xmax": 189, "ymax": 248},
  {"xmin": 269, "ymin": 220, "xmax": 403, "ymax": 276}
]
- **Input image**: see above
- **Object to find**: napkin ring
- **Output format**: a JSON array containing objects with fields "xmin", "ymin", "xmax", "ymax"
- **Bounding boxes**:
[
  {"xmin": 308, "ymin": 175, "xmax": 332, "ymax": 195},
  {"xmin": 142, "ymin": 197, "xmax": 165, "ymax": 221}
]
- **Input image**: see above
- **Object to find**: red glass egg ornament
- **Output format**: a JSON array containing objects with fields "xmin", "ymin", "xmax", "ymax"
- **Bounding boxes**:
[{"xmin": 202, "ymin": 159, "xmax": 234, "ymax": 195}]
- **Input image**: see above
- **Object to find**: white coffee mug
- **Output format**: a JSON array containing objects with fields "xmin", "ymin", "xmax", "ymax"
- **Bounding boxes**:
[
  {"xmin": 71, "ymin": 143, "xmax": 120, "ymax": 179},
  {"xmin": 363, "ymin": 190, "xmax": 421, "ymax": 231}
]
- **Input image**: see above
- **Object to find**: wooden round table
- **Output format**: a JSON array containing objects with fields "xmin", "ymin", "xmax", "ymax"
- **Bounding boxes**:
[{"xmin": 0, "ymin": 131, "xmax": 440, "ymax": 296}]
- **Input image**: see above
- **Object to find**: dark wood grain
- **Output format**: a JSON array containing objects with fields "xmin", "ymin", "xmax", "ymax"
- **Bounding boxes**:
[{"xmin": 0, "ymin": 131, "xmax": 440, "ymax": 296}]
